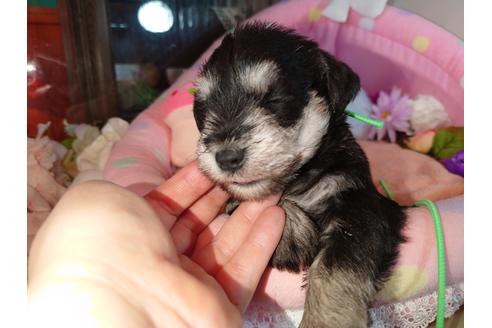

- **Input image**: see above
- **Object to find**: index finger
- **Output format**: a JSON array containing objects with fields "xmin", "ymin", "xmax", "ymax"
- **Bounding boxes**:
[
  {"xmin": 215, "ymin": 206, "xmax": 285, "ymax": 312},
  {"xmin": 191, "ymin": 194, "xmax": 281, "ymax": 274}
]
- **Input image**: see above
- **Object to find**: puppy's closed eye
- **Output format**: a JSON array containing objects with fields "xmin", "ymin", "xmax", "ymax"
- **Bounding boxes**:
[
  {"xmin": 261, "ymin": 89, "xmax": 294, "ymax": 114},
  {"xmin": 262, "ymin": 92, "xmax": 285, "ymax": 108}
]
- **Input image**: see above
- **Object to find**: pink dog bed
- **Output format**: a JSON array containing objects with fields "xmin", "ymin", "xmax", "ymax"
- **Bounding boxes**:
[{"xmin": 103, "ymin": 1, "xmax": 463, "ymax": 326}]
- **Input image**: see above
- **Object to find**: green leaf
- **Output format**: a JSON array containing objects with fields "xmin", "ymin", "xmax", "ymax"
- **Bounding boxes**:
[
  {"xmin": 61, "ymin": 137, "xmax": 75, "ymax": 149},
  {"xmin": 430, "ymin": 127, "xmax": 464, "ymax": 159}
]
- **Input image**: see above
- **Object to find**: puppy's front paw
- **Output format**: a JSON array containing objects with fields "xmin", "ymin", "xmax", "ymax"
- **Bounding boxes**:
[
  {"xmin": 269, "ymin": 236, "xmax": 317, "ymax": 272},
  {"xmin": 269, "ymin": 200, "xmax": 319, "ymax": 272},
  {"xmin": 299, "ymin": 248, "xmax": 374, "ymax": 328}
]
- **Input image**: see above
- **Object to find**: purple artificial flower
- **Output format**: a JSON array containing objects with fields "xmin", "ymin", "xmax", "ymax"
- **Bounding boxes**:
[
  {"xmin": 443, "ymin": 149, "xmax": 464, "ymax": 177},
  {"xmin": 367, "ymin": 87, "xmax": 412, "ymax": 143}
]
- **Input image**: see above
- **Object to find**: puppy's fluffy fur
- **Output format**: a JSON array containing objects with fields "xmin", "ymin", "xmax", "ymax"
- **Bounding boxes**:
[{"xmin": 193, "ymin": 22, "xmax": 406, "ymax": 327}]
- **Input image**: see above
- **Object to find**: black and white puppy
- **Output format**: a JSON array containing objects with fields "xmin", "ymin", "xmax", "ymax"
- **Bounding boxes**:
[{"xmin": 193, "ymin": 22, "xmax": 406, "ymax": 328}]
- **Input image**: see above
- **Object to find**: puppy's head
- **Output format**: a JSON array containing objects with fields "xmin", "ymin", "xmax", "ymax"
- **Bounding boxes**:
[{"xmin": 193, "ymin": 22, "xmax": 360, "ymax": 200}]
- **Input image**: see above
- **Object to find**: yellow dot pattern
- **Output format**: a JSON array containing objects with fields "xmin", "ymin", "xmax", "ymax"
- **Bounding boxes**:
[
  {"xmin": 308, "ymin": 7, "xmax": 322, "ymax": 22},
  {"xmin": 377, "ymin": 265, "xmax": 429, "ymax": 303},
  {"xmin": 412, "ymin": 36, "xmax": 430, "ymax": 53}
]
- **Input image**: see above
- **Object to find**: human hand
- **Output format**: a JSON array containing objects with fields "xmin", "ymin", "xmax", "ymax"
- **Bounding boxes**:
[{"xmin": 28, "ymin": 162, "xmax": 285, "ymax": 328}]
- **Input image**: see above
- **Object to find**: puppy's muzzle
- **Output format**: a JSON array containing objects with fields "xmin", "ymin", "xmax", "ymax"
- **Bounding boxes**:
[{"xmin": 215, "ymin": 147, "xmax": 245, "ymax": 172}]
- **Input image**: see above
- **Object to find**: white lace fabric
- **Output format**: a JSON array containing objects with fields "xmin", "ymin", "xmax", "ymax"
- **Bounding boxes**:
[{"xmin": 244, "ymin": 283, "xmax": 463, "ymax": 328}]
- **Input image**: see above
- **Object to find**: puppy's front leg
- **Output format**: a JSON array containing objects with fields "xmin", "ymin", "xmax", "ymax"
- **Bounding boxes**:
[
  {"xmin": 270, "ymin": 200, "xmax": 319, "ymax": 272},
  {"xmin": 300, "ymin": 236, "xmax": 377, "ymax": 327}
]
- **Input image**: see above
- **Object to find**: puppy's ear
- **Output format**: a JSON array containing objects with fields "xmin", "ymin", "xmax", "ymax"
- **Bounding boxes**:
[
  {"xmin": 314, "ymin": 51, "xmax": 360, "ymax": 112},
  {"xmin": 205, "ymin": 33, "xmax": 235, "ymax": 68}
]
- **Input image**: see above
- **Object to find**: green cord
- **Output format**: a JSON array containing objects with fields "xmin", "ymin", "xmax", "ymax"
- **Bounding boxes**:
[
  {"xmin": 379, "ymin": 180, "xmax": 446, "ymax": 328},
  {"xmin": 345, "ymin": 110, "xmax": 385, "ymax": 128},
  {"xmin": 378, "ymin": 179, "xmax": 394, "ymax": 201},
  {"xmin": 414, "ymin": 199, "xmax": 446, "ymax": 328}
]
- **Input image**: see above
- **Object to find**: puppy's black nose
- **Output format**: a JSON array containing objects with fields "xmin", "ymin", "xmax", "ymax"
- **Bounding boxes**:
[{"xmin": 215, "ymin": 148, "xmax": 245, "ymax": 172}]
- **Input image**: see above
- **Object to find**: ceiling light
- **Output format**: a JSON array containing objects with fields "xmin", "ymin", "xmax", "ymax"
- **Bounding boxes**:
[{"xmin": 137, "ymin": 1, "xmax": 174, "ymax": 33}]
